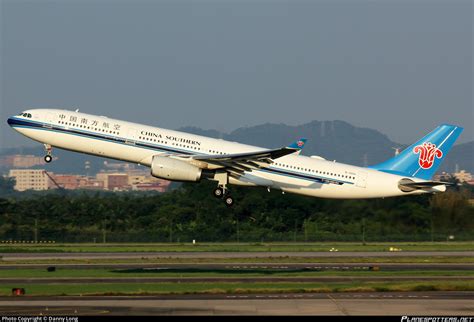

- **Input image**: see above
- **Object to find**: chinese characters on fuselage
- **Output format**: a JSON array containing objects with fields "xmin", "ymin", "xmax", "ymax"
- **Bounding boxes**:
[{"xmin": 58, "ymin": 114, "xmax": 121, "ymax": 131}]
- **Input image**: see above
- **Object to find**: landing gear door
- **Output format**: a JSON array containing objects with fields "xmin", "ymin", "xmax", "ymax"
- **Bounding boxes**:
[
  {"xmin": 356, "ymin": 171, "xmax": 367, "ymax": 188},
  {"xmin": 125, "ymin": 128, "xmax": 139, "ymax": 145}
]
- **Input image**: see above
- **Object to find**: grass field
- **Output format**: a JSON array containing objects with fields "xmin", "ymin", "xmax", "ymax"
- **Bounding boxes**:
[
  {"xmin": 1, "ymin": 281, "xmax": 472, "ymax": 296},
  {"xmin": 1, "ymin": 241, "xmax": 473, "ymax": 253},
  {"xmin": 1, "ymin": 268, "xmax": 473, "ymax": 278},
  {"xmin": 2, "ymin": 256, "xmax": 473, "ymax": 265}
]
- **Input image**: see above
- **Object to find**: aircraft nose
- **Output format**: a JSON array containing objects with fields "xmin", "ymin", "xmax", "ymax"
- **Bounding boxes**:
[{"xmin": 7, "ymin": 116, "xmax": 14, "ymax": 127}]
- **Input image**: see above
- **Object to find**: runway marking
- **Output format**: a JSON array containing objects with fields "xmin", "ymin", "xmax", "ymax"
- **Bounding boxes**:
[
  {"xmin": 0, "ymin": 307, "xmax": 109, "ymax": 315},
  {"xmin": 327, "ymin": 294, "xmax": 350, "ymax": 316}
]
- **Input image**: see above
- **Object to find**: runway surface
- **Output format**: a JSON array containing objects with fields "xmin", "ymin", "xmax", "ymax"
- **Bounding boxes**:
[
  {"xmin": 0, "ymin": 292, "xmax": 472, "ymax": 315},
  {"xmin": 2, "ymin": 251, "xmax": 473, "ymax": 260},
  {"xmin": 2, "ymin": 251, "xmax": 472, "ymax": 315}
]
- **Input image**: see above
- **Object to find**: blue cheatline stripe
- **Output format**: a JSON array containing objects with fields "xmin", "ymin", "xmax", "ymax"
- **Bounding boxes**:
[{"xmin": 8, "ymin": 117, "xmax": 349, "ymax": 185}]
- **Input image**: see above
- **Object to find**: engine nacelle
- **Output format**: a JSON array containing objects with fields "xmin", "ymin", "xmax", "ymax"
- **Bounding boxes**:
[{"xmin": 151, "ymin": 156, "xmax": 202, "ymax": 182}]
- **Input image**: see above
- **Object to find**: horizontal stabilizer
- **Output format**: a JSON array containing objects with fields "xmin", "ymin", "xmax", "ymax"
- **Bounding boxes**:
[{"xmin": 398, "ymin": 178, "xmax": 451, "ymax": 192}]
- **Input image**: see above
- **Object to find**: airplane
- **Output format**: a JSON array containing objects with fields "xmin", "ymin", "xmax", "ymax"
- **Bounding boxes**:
[{"xmin": 7, "ymin": 109, "xmax": 463, "ymax": 206}]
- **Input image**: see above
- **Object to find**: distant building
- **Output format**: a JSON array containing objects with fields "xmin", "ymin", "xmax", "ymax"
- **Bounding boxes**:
[
  {"xmin": 50, "ymin": 174, "xmax": 105, "ymax": 190},
  {"xmin": 8, "ymin": 169, "xmax": 52, "ymax": 191},
  {"xmin": 433, "ymin": 172, "xmax": 452, "ymax": 182},
  {"xmin": 51, "ymin": 174, "xmax": 81, "ymax": 190},
  {"xmin": 133, "ymin": 180, "xmax": 170, "ymax": 192},
  {"xmin": 96, "ymin": 172, "xmax": 130, "ymax": 190},
  {"xmin": 102, "ymin": 161, "xmax": 134, "ymax": 171},
  {"xmin": 95, "ymin": 172, "xmax": 109, "ymax": 188},
  {"xmin": 107, "ymin": 173, "xmax": 130, "ymax": 191},
  {"xmin": 7, "ymin": 164, "xmax": 169, "ymax": 192},
  {"xmin": 126, "ymin": 169, "xmax": 171, "ymax": 191},
  {"xmin": 453, "ymin": 170, "xmax": 472, "ymax": 183},
  {"xmin": 1, "ymin": 155, "xmax": 47, "ymax": 168},
  {"xmin": 128, "ymin": 174, "xmax": 148, "ymax": 186},
  {"xmin": 96, "ymin": 169, "xmax": 170, "ymax": 191},
  {"xmin": 78, "ymin": 178, "xmax": 105, "ymax": 190}
]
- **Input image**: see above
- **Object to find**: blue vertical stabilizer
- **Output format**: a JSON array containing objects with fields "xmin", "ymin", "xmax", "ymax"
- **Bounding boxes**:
[{"xmin": 369, "ymin": 124, "xmax": 463, "ymax": 180}]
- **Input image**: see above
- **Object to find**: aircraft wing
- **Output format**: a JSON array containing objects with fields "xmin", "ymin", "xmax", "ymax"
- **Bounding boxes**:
[{"xmin": 173, "ymin": 138, "xmax": 307, "ymax": 177}]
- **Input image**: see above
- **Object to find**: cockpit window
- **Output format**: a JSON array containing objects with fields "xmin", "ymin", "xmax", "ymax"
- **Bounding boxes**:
[
  {"xmin": 27, "ymin": 113, "xmax": 32, "ymax": 118},
  {"xmin": 18, "ymin": 112, "xmax": 32, "ymax": 118}
]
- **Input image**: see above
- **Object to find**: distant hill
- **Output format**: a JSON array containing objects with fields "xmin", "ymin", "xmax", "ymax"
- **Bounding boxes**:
[
  {"xmin": 1, "ymin": 121, "xmax": 472, "ymax": 175},
  {"xmin": 182, "ymin": 121, "xmax": 472, "ymax": 173}
]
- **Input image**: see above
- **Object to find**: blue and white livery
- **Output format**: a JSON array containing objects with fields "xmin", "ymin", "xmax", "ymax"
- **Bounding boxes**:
[{"xmin": 7, "ymin": 109, "xmax": 463, "ymax": 206}]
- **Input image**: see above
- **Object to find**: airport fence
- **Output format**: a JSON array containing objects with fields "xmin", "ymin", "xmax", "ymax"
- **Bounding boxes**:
[{"xmin": 1, "ymin": 230, "xmax": 472, "ymax": 243}]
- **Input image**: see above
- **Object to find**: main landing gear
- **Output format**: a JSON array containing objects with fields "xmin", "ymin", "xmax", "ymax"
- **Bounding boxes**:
[
  {"xmin": 43, "ymin": 144, "xmax": 53, "ymax": 163},
  {"xmin": 213, "ymin": 186, "xmax": 234, "ymax": 207}
]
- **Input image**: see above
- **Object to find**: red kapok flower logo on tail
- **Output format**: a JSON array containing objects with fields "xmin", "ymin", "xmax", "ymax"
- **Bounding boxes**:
[
  {"xmin": 297, "ymin": 140, "xmax": 305, "ymax": 148},
  {"xmin": 413, "ymin": 142, "xmax": 443, "ymax": 169}
]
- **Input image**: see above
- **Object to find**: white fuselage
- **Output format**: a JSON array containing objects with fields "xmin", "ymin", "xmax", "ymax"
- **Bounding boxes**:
[{"xmin": 8, "ymin": 109, "xmax": 431, "ymax": 199}]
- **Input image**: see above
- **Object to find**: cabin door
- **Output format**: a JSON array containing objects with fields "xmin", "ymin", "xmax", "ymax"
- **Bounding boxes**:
[
  {"xmin": 125, "ymin": 128, "xmax": 139, "ymax": 145},
  {"xmin": 356, "ymin": 171, "xmax": 367, "ymax": 188}
]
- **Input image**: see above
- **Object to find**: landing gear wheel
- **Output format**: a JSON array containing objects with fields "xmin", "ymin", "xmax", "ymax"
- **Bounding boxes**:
[
  {"xmin": 43, "ymin": 144, "xmax": 53, "ymax": 163},
  {"xmin": 213, "ymin": 187, "xmax": 224, "ymax": 198},
  {"xmin": 224, "ymin": 196, "xmax": 234, "ymax": 207}
]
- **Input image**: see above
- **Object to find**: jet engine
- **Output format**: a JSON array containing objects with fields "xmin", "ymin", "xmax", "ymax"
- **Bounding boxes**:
[{"xmin": 151, "ymin": 156, "xmax": 202, "ymax": 182}]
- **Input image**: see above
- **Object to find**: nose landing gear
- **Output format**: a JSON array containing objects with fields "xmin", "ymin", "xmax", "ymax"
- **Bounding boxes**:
[{"xmin": 43, "ymin": 144, "xmax": 53, "ymax": 163}]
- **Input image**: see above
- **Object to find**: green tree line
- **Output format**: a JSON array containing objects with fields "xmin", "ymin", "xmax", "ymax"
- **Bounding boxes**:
[{"xmin": 0, "ymin": 178, "xmax": 472, "ymax": 242}]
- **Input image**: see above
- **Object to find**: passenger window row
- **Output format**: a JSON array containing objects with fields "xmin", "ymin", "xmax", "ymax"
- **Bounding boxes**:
[
  {"xmin": 172, "ymin": 142, "xmax": 200, "ymax": 150},
  {"xmin": 58, "ymin": 121, "xmax": 119, "ymax": 135},
  {"xmin": 139, "ymin": 136, "xmax": 167, "ymax": 145},
  {"xmin": 138, "ymin": 136, "xmax": 201, "ymax": 151},
  {"xmin": 274, "ymin": 162, "xmax": 355, "ymax": 180}
]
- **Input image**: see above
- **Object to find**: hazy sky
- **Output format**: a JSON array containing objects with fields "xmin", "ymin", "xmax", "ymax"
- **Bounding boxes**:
[{"xmin": 1, "ymin": 0, "xmax": 472, "ymax": 149}]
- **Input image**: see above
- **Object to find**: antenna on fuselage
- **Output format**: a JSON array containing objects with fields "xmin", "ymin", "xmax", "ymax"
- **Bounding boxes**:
[{"xmin": 75, "ymin": 108, "xmax": 80, "ymax": 112}]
